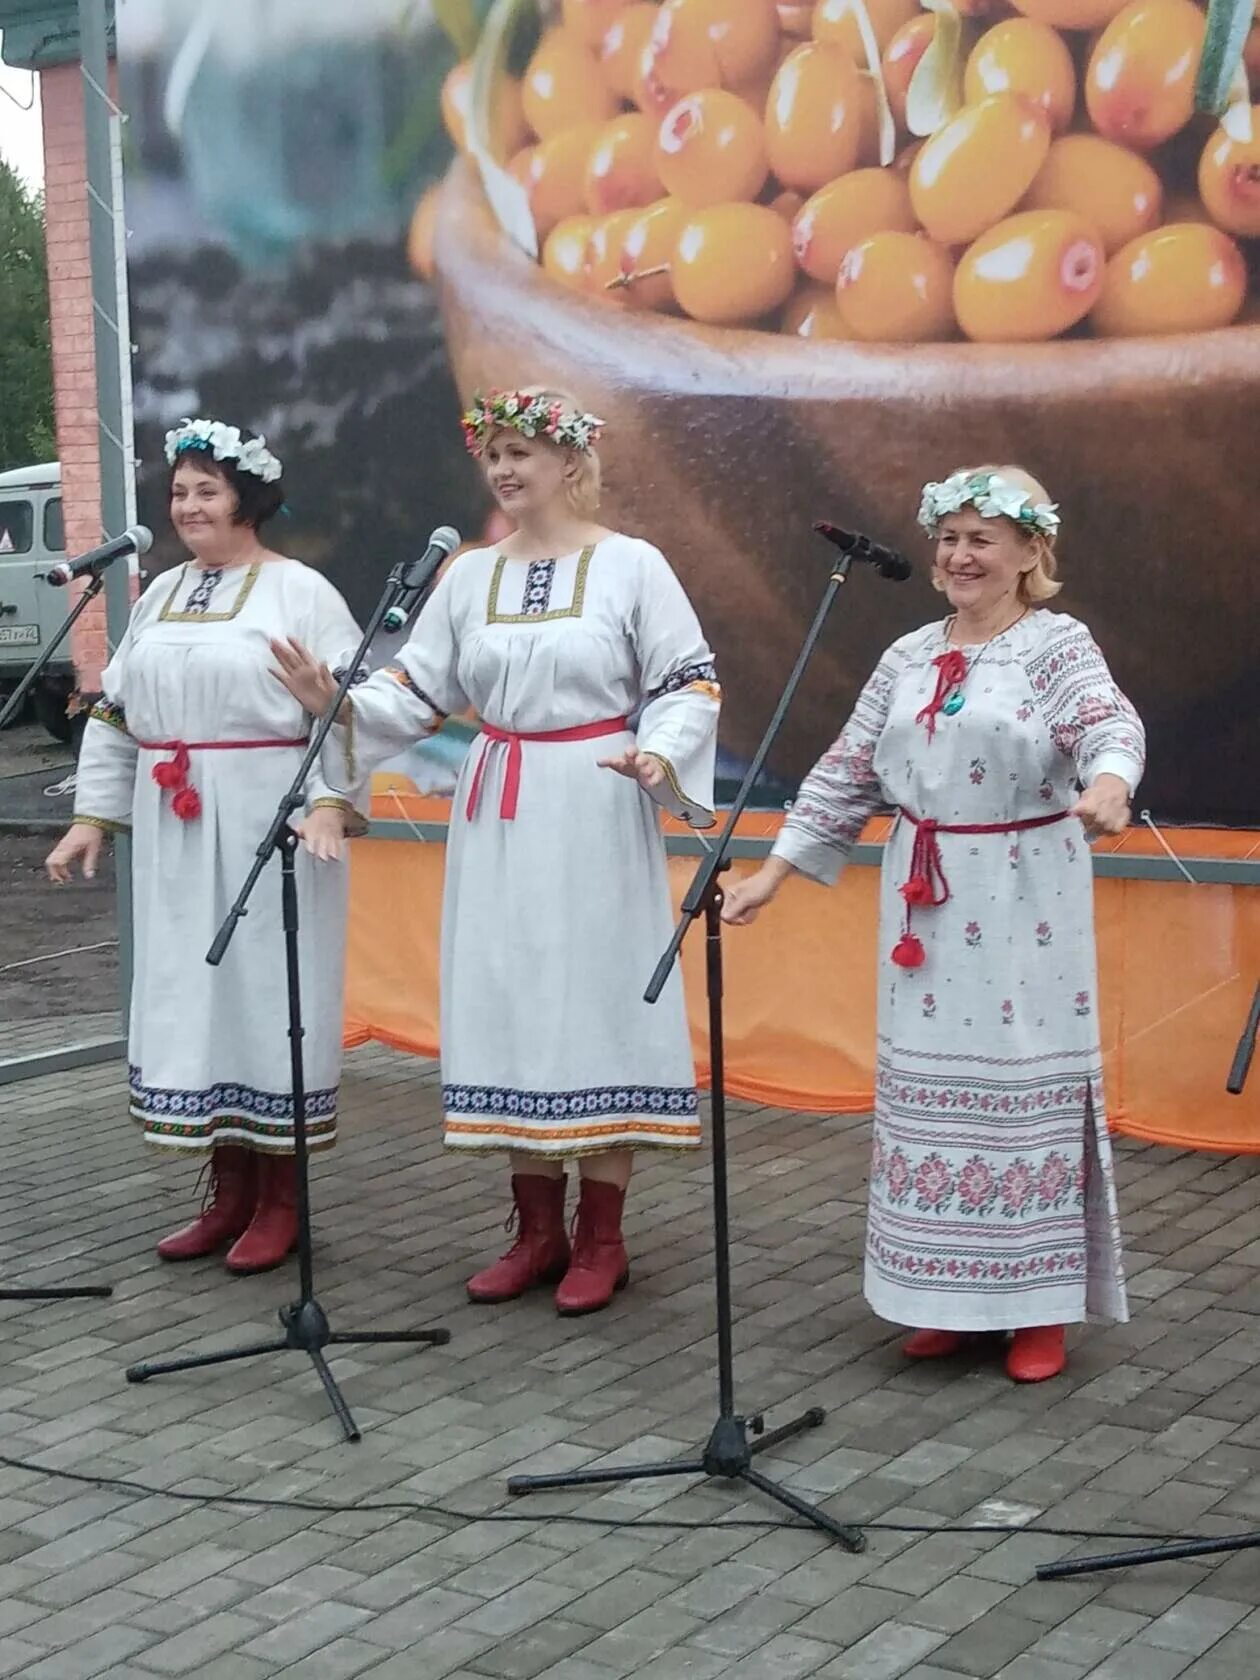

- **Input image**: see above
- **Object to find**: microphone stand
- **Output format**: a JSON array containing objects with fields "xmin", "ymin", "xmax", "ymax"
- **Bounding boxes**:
[
  {"xmin": 507, "ymin": 547, "xmax": 878, "ymax": 1550},
  {"xmin": 1, "ymin": 569, "xmax": 114, "ymax": 1304},
  {"xmin": 125, "ymin": 552, "xmax": 451, "ymax": 1441},
  {"xmin": 1036, "ymin": 985, "xmax": 1260, "ymax": 1580}
]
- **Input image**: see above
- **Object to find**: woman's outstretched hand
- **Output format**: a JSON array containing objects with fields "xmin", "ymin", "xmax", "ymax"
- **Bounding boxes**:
[
  {"xmin": 45, "ymin": 822, "xmax": 105, "ymax": 883},
  {"xmin": 270, "ymin": 637, "xmax": 339, "ymax": 717},
  {"xmin": 1071, "ymin": 773, "xmax": 1131, "ymax": 841},
  {"xmin": 720, "ymin": 859, "xmax": 793, "ymax": 926},
  {"xmin": 599, "ymin": 744, "xmax": 666, "ymax": 793},
  {"xmin": 295, "ymin": 804, "xmax": 348, "ymax": 862}
]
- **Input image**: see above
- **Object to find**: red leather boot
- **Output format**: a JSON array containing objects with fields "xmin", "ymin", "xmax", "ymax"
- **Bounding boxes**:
[
  {"xmin": 903, "ymin": 1329, "xmax": 970, "ymax": 1360},
  {"xmin": 467, "ymin": 1174, "xmax": 569, "ymax": 1303},
  {"xmin": 225, "ymin": 1155, "xmax": 299, "ymax": 1274},
  {"xmin": 554, "ymin": 1179, "xmax": 629, "ymax": 1316},
  {"xmin": 157, "ymin": 1146, "xmax": 255, "ymax": 1261},
  {"xmin": 1006, "ymin": 1325, "xmax": 1066, "ymax": 1383}
]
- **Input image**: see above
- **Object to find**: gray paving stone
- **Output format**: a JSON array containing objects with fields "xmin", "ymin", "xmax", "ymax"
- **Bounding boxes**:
[{"xmin": 816, "ymin": 1622, "xmax": 949, "ymax": 1679}]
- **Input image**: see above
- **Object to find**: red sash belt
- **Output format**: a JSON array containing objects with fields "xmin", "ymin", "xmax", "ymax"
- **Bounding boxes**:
[
  {"xmin": 138, "ymin": 737, "xmax": 307, "ymax": 822},
  {"xmin": 892, "ymin": 806, "xmax": 1071, "ymax": 969},
  {"xmin": 465, "ymin": 716, "xmax": 630, "ymax": 822}
]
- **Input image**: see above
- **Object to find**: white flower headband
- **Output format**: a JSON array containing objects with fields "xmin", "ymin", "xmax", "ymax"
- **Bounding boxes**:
[
  {"xmin": 164, "ymin": 418, "xmax": 284, "ymax": 484},
  {"xmin": 918, "ymin": 469, "xmax": 1060, "ymax": 540},
  {"xmin": 461, "ymin": 390, "xmax": 605, "ymax": 458}
]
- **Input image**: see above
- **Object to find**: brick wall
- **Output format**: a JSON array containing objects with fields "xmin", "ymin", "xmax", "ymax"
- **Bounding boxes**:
[{"xmin": 40, "ymin": 59, "xmax": 110, "ymax": 690}]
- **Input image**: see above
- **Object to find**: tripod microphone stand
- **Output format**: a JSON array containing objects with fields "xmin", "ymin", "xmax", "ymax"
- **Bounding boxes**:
[
  {"xmin": 125, "ymin": 541, "xmax": 458, "ymax": 1440},
  {"xmin": 508, "ymin": 536, "xmax": 906, "ymax": 1548},
  {"xmin": 2, "ymin": 571, "xmax": 114, "ymax": 1305}
]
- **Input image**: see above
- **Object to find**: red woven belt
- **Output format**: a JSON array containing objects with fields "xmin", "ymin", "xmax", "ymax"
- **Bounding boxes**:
[{"xmin": 465, "ymin": 716, "xmax": 630, "ymax": 821}]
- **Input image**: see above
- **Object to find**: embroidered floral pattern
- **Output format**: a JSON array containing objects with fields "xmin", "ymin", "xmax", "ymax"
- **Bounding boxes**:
[
  {"xmin": 957, "ymin": 1156, "xmax": 998, "ymax": 1214},
  {"xmin": 922, "ymin": 992, "xmax": 937, "ymax": 1019},
  {"xmin": 522, "ymin": 558, "xmax": 556, "ymax": 616},
  {"xmin": 872, "ymin": 1140, "xmax": 1084, "ymax": 1222},
  {"xmin": 913, "ymin": 1153, "xmax": 954, "ymax": 1210},
  {"xmin": 184, "ymin": 568, "xmax": 224, "ymax": 615},
  {"xmin": 90, "ymin": 699, "xmax": 128, "ymax": 733},
  {"xmin": 129, "ymin": 1066, "xmax": 336, "ymax": 1123},
  {"xmin": 1001, "ymin": 999, "xmax": 1015, "ymax": 1025},
  {"xmin": 443, "ymin": 1082, "xmax": 698, "ymax": 1119},
  {"xmin": 1075, "ymin": 990, "xmax": 1091, "ymax": 1016},
  {"xmin": 647, "ymin": 660, "xmax": 720, "ymax": 702},
  {"xmin": 969, "ymin": 757, "xmax": 987, "ymax": 784},
  {"xmin": 1036, "ymin": 921, "xmax": 1052, "ymax": 946},
  {"xmin": 964, "ymin": 921, "xmax": 981, "ymax": 948},
  {"xmin": 331, "ymin": 662, "xmax": 370, "ymax": 688},
  {"xmin": 1038, "ymin": 777, "xmax": 1054, "ymax": 802}
]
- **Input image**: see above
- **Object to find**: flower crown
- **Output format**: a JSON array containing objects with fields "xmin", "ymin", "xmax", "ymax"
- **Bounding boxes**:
[
  {"xmin": 460, "ymin": 390, "xmax": 606, "ymax": 458},
  {"xmin": 164, "ymin": 418, "xmax": 284, "ymax": 484},
  {"xmin": 918, "ymin": 470, "xmax": 1060, "ymax": 540}
]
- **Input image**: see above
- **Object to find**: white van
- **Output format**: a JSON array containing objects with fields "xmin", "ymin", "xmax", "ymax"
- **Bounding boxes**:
[{"xmin": 0, "ymin": 461, "xmax": 75, "ymax": 742}]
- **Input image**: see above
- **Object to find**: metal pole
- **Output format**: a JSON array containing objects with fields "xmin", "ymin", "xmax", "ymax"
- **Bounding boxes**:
[{"xmin": 77, "ymin": 0, "xmax": 133, "ymax": 1013}]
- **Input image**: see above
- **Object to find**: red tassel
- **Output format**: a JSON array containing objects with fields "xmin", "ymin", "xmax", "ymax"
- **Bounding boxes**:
[
  {"xmin": 152, "ymin": 759, "xmax": 184, "ymax": 789},
  {"xmin": 171, "ymin": 786, "xmax": 201, "ymax": 821},
  {"xmin": 900, "ymin": 873, "xmax": 934, "ymax": 907},
  {"xmin": 891, "ymin": 934, "xmax": 926, "ymax": 969}
]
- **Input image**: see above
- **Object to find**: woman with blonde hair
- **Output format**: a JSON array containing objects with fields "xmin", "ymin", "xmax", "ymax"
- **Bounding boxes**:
[
  {"xmin": 723, "ymin": 465, "xmax": 1144, "ymax": 1383},
  {"xmin": 273, "ymin": 386, "xmax": 719, "ymax": 1314}
]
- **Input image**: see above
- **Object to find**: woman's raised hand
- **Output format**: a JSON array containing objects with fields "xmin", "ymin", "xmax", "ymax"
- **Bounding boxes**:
[
  {"xmin": 599, "ymin": 744, "xmax": 666, "ymax": 793},
  {"xmin": 269, "ymin": 637, "xmax": 338, "ymax": 716},
  {"xmin": 45, "ymin": 822, "xmax": 105, "ymax": 883}
]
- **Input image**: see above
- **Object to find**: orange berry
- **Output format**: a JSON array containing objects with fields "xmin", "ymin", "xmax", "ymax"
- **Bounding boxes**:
[
  {"xmin": 793, "ymin": 168, "xmax": 917, "ymax": 283},
  {"xmin": 599, "ymin": 3, "xmax": 659, "ymax": 98},
  {"xmin": 441, "ymin": 62, "xmax": 529, "ymax": 161},
  {"xmin": 543, "ymin": 214, "xmax": 598, "ymax": 289},
  {"xmin": 523, "ymin": 28, "xmax": 619, "ymax": 140},
  {"xmin": 910, "ymin": 94, "xmax": 1051, "ymax": 245},
  {"xmin": 1091, "ymin": 223, "xmax": 1247, "ymax": 335},
  {"xmin": 584, "ymin": 210, "xmax": 640, "ymax": 303},
  {"xmin": 620, "ymin": 197, "xmax": 690, "ymax": 310},
  {"xmin": 1198, "ymin": 111, "xmax": 1260, "ymax": 238},
  {"xmin": 1025, "ymin": 133, "xmax": 1162, "ymax": 254},
  {"xmin": 586, "ymin": 113, "xmax": 664, "ymax": 215},
  {"xmin": 883, "ymin": 17, "xmax": 936, "ymax": 129},
  {"xmin": 812, "ymin": 0, "xmax": 922, "ymax": 60},
  {"xmin": 1085, "ymin": 0, "xmax": 1205, "ymax": 153},
  {"xmin": 635, "ymin": 5, "xmax": 721, "ymax": 114},
  {"xmin": 954, "ymin": 209, "xmax": 1104, "ymax": 340},
  {"xmin": 782, "ymin": 282, "xmax": 854, "ymax": 337},
  {"xmin": 406, "ymin": 184, "xmax": 442, "ymax": 282},
  {"xmin": 766, "ymin": 42, "xmax": 864, "ymax": 192},
  {"xmin": 778, "ymin": 2, "xmax": 815, "ymax": 35},
  {"xmin": 657, "ymin": 90, "xmax": 770, "ymax": 206},
  {"xmin": 562, "ymin": 0, "xmax": 632, "ymax": 48},
  {"xmin": 523, "ymin": 124, "xmax": 605, "ymax": 236},
  {"xmin": 672, "ymin": 203, "xmax": 796, "ymax": 323},
  {"xmin": 1008, "ymin": 0, "xmax": 1130, "ymax": 25},
  {"xmin": 964, "ymin": 20, "xmax": 1077, "ymax": 134},
  {"xmin": 662, "ymin": 0, "xmax": 781, "ymax": 84},
  {"xmin": 836, "ymin": 231, "xmax": 956, "ymax": 341}
]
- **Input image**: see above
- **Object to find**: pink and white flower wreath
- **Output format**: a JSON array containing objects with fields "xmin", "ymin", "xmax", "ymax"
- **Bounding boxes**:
[{"xmin": 460, "ymin": 390, "xmax": 605, "ymax": 458}]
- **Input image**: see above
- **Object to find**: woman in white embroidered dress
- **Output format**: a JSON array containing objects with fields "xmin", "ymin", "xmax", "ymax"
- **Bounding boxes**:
[
  {"xmin": 46, "ymin": 421, "xmax": 365, "ymax": 1275},
  {"xmin": 272, "ymin": 386, "xmax": 719, "ymax": 1315},
  {"xmin": 723, "ymin": 466, "xmax": 1144, "ymax": 1383}
]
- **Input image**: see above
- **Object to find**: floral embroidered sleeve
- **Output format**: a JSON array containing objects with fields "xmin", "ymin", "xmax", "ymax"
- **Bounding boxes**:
[
  {"xmin": 320, "ymin": 560, "xmax": 468, "ymax": 795},
  {"xmin": 72, "ymin": 610, "xmax": 141, "ymax": 834},
  {"xmin": 631, "ymin": 542, "xmax": 720, "ymax": 829},
  {"xmin": 1028, "ymin": 616, "xmax": 1145, "ymax": 796},
  {"xmin": 771, "ymin": 650, "xmax": 900, "ymax": 886}
]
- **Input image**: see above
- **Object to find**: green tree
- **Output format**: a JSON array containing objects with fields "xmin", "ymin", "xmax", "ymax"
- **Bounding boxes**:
[{"xmin": 0, "ymin": 157, "xmax": 55, "ymax": 472}]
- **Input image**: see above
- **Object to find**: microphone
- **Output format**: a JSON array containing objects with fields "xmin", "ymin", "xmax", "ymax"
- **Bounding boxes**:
[
  {"xmin": 45, "ymin": 524, "xmax": 154, "ymax": 587},
  {"xmin": 383, "ymin": 525, "xmax": 461, "ymax": 631},
  {"xmin": 814, "ymin": 521, "xmax": 912, "ymax": 582}
]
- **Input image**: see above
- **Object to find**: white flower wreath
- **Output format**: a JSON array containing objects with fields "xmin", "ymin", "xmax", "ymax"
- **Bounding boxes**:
[
  {"xmin": 164, "ymin": 418, "xmax": 284, "ymax": 484},
  {"xmin": 918, "ymin": 469, "xmax": 1060, "ymax": 540}
]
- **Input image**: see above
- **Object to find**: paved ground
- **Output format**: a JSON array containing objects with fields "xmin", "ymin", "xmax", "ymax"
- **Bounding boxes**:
[{"xmin": 3, "ymin": 1043, "xmax": 1260, "ymax": 1680}]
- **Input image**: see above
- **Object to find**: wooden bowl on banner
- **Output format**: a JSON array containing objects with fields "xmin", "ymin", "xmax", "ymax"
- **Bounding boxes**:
[{"xmin": 431, "ymin": 157, "xmax": 1260, "ymax": 823}]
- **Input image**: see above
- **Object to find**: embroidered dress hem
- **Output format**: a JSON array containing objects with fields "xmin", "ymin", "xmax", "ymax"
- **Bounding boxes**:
[
  {"xmin": 443, "ymin": 1084, "xmax": 702, "ymax": 1154},
  {"xmin": 129, "ymin": 1065, "xmax": 339, "ymax": 1154},
  {"xmin": 134, "ymin": 1117, "xmax": 337, "ymax": 1156}
]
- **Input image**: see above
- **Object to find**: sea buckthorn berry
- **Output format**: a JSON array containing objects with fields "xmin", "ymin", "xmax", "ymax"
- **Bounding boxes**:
[
  {"xmin": 964, "ymin": 20, "xmax": 1077, "ymax": 134},
  {"xmin": 563, "ymin": 0, "xmax": 633, "ymax": 48},
  {"xmin": 1198, "ymin": 112, "xmax": 1260, "ymax": 238},
  {"xmin": 523, "ymin": 28, "xmax": 619, "ymax": 141},
  {"xmin": 1008, "ymin": 0, "xmax": 1130, "ymax": 24},
  {"xmin": 543, "ymin": 214, "xmax": 598, "ymax": 289},
  {"xmin": 883, "ymin": 16, "xmax": 936, "ymax": 128},
  {"xmin": 782, "ymin": 282, "xmax": 855, "ymax": 337},
  {"xmin": 1025, "ymin": 133, "xmax": 1162, "ymax": 254},
  {"xmin": 586, "ymin": 114, "xmax": 664, "ymax": 215},
  {"xmin": 635, "ymin": 4, "xmax": 721, "ymax": 114},
  {"xmin": 1085, "ymin": 0, "xmax": 1205, "ymax": 152},
  {"xmin": 813, "ymin": 0, "xmax": 922, "ymax": 60},
  {"xmin": 910, "ymin": 95, "xmax": 1051, "ymax": 246},
  {"xmin": 442, "ymin": 62, "xmax": 529, "ymax": 160},
  {"xmin": 793, "ymin": 169, "xmax": 917, "ymax": 283},
  {"xmin": 954, "ymin": 209, "xmax": 1104, "ymax": 340},
  {"xmin": 1091, "ymin": 222, "xmax": 1247, "ymax": 335},
  {"xmin": 599, "ymin": 3, "xmax": 659, "ymax": 99},
  {"xmin": 521, "ymin": 124, "xmax": 604, "ymax": 236},
  {"xmin": 584, "ymin": 210, "xmax": 640, "ymax": 302},
  {"xmin": 672, "ymin": 203, "xmax": 797, "ymax": 323},
  {"xmin": 836, "ymin": 231, "xmax": 956, "ymax": 340},
  {"xmin": 662, "ymin": 0, "xmax": 781, "ymax": 85},
  {"xmin": 657, "ymin": 90, "xmax": 770, "ymax": 206},
  {"xmin": 766, "ymin": 42, "xmax": 864, "ymax": 192},
  {"xmin": 620, "ymin": 197, "xmax": 690, "ymax": 310}
]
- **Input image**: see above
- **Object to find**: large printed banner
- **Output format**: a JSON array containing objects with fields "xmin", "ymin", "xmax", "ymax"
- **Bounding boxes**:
[{"xmin": 117, "ymin": 0, "xmax": 1259, "ymax": 824}]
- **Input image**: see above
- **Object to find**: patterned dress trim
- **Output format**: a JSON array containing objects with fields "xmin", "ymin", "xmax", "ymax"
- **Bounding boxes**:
[
  {"xmin": 486, "ymin": 545, "xmax": 594, "ymax": 624},
  {"xmin": 128, "ymin": 1065, "xmax": 337, "ymax": 1121},
  {"xmin": 444, "ymin": 1081, "xmax": 698, "ymax": 1119},
  {"xmin": 159, "ymin": 562, "xmax": 262, "ymax": 623},
  {"xmin": 646, "ymin": 660, "xmax": 720, "ymax": 702},
  {"xmin": 75, "ymin": 813, "xmax": 130, "ymax": 834},
  {"xmin": 384, "ymin": 664, "xmax": 447, "ymax": 722},
  {"xmin": 89, "ymin": 699, "xmax": 129, "ymax": 735}
]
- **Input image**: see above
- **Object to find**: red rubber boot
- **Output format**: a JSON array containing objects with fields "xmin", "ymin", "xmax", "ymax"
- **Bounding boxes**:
[
  {"xmin": 156, "ymin": 1146, "xmax": 255, "ymax": 1261},
  {"xmin": 554, "ymin": 1179, "xmax": 629, "ymax": 1316},
  {"xmin": 467, "ymin": 1174, "xmax": 570, "ymax": 1303},
  {"xmin": 225, "ymin": 1155, "xmax": 299, "ymax": 1274},
  {"xmin": 1006, "ymin": 1325, "xmax": 1067, "ymax": 1383}
]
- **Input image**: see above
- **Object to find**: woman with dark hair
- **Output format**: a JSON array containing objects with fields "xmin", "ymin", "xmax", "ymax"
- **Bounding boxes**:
[{"xmin": 46, "ymin": 420, "xmax": 365, "ymax": 1274}]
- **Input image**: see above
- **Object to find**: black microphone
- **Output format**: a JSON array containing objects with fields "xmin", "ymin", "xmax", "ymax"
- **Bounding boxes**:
[
  {"xmin": 814, "ymin": 521, "xmax": 912, "ymax": 582},
  {"xmin": 45, "ymin": 524, "xmax": 154, "ymax": 587},
  {"xmin": 383, "ymin": 525, "xmax": 461, "ymax": 632}
]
